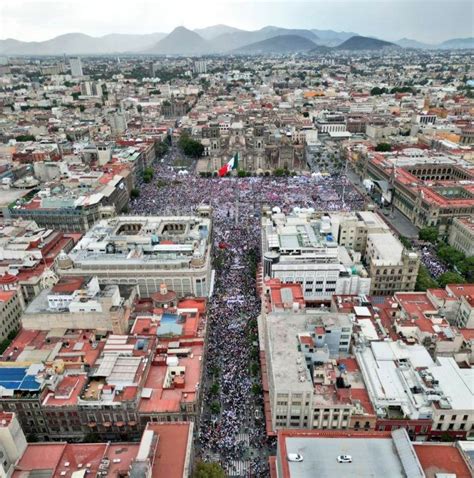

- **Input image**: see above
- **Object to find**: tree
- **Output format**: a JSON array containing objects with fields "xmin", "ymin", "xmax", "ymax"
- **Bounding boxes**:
[
  {"xmin": 399, "ymin": 236, "xmax": 413, "ymax": 249},
  {"xmin": 130, "ymin": 188, "xmax": 140, "ymax": 199},
  {"xmin": 252, "ymin": 383, "xmax": 262, "ymax": 395},
  {"xmin": 237, "ymin": 170, "xmax": 247, "ymax": 178},
  {"xmin": 375, "ymin": 143, "xmax": 392, "ymax": 152},
  {"xmin": 178, "ymin": 133, "xmax": 204, "ymax": 158},
  {"xmin": 193, "ymin": 461, "xmax": 226, "ymax": 478},
  {"xmin": 418, "ymin": 227, "xmax": 439, "ymax": 244},
  {"xmin": 15, "ymin": 134, "xmax": 35, "ymax": 142},
  {"xmin": 79, "ymin": 105, "xmax": 85, "ymax": 112},
  {"xmin": 437, "ymin": 243, "xmax": 464, "ymax": 267},
  {"xmin": 438, "ymin": 272, "xmax": 466, "ymax": 288},
  {"xmin": 370, "ymin": 86, "xmax": 388, "ymax": 96},
  {"xmin": 415, "ymin": 265, "xmax": 438, "ymax": 291},
  {"xmin": 457, "ymin": 256, "xmax": 474, "ymax": 282},
  {"xmin": 210, "ymin": 401, "xmax": 220, "ymax": 415},
  {"xmin": 209, "ymin": 383, "xmax": 219, "ymax": 396}
]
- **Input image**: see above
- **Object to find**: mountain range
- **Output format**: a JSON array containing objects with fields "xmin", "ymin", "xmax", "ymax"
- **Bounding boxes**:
[
  {"xmin": 0, "ymin": 25, "xmax": 472, "ymax": 56},
  {"xmin": 395, "ymin": 37, "xmax": 474, "ymax": 49}
]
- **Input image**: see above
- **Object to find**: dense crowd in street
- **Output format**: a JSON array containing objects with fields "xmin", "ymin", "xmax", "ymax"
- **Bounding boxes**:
[
  {"xmin": 130, "ymin": 148, "xmax": 366, "ymax": 476},
  {"xmin": 420, "ymin": 245, "xmax": 449, "ymax": 278}
]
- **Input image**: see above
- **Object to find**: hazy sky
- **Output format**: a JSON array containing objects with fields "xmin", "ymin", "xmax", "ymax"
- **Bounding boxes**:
[{"xmin": 1, "ymin": 0, "xmax": 472, "ymax": 43}]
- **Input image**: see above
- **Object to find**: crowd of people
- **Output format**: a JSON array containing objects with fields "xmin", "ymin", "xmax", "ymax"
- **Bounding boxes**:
[
  {"xmin": 420, "ymin": 245, "xmax": 449, "ymax": 278},
  {"xmin": 130, "ymin": 146, "xmax": 366, "ymax": 477}
]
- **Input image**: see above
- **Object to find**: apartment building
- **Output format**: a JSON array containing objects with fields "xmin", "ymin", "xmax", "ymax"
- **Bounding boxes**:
[
  {"xmin": 59, "ymin": 213, "xmax": 212, "ymax": 297},
  {"xmin": 0, "ymin": 290, "xmax": 22, "ymax": 341}
]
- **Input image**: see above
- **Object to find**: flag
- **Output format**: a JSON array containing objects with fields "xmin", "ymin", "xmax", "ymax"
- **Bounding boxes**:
[{"xmin": 218, "ymin": 153, "xmax": 239, "ymax": 177}]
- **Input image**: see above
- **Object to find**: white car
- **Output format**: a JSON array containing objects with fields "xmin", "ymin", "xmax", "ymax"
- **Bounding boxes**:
[
  {"xmin": 337, "ymin": 455, "xmax": 352, "ymax": 463},
  {"xmin": 287, "ymin": 453, "xmax": 304, "ymax": 462}
]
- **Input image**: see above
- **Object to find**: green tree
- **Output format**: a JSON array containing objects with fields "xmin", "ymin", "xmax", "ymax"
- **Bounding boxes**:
[
  {"xmin": 375, "ymin": 143, "xmax": 392, "ymax": 152},
  {"xmin": 193, "ymin": 461, "xmax": 226, "ymax": 478},
  {"xmin": 210, "ymin": 401, "xmax": 220, "ymax": 415},
  {"xmin": 251, "ymin": 362, "xmax": 259, "ymax": 377},
  {"xmin": 15, "ymin": 134, "xmax": 35, "ymax": 142},
  {"xmin": 438, "ymin": 272, "xmax": 466, "ymax": 288},
  {"xmin": 252, "ymin": 383, "xmax": 262, "ymax": 395},
  {"xmin": 436, "ymin": 243, "xmax": 464, "ymax": 266},
  {"xmin": 274, "ymin": 168, "xmax": 285, "ymax": 177},
  {"xmin": 130, "ymin": 188, "xmax": 140, "ymax": 199},
  {"xmin": 209, "ymin": 383, "xmax": 219, "ymax": 396},
  {"xmin": 418, "ymin": 227, "xmax": 439, "ymax": 244},
  {"xmin": 237, "ymin": 170, "xmax": 247, "ymax": 178},
  {"xmin": 370, "ymin": 86, "xmax": 388, "ymax": 96},
  {"xmin": 457, "ymin": 256, "xmax": 474, "ymax": 282},
  {"xmin": 399, "ymin": 236, "xmax": 413, "ymax": 250},
  {"xmin": 178, "ymin": 133, "xmax": 204, "ymax": 158},
  {"xmin": 415, "ymin": 265, "xmax": 438, "ymax": 291}
]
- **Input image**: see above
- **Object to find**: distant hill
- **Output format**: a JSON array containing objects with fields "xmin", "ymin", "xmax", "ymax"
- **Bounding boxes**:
[
  {"xmin": 193, "ymin": 24, "xmax": 245, "ymax": 40},
  {"xmin": 146, "ymin": 27, "xmax": 208, "ymax": 55},
  {"xmin": 233, "ymin": 35, "xmax": 317, "ymax": 54},
  {"xmin": 395, "ymin": 37, "xmax": 473, "ymax": 50},
  {"xmin": 336, "ymin": 35, "xmax": 398, "ymax": 51},
  {"xmin": 311, "ymin": 29, "xmax": 359, "ymax": 46},
  {"xmin": 1, "ymin": 25, "xmax": 471, "ymax": 56},
  {"xmin": 0, "ymin": 32, "xmax": 165, "ymax": 55},
  {"xmin": 209, "ymin": 26, "xmax": 318, "ymax": 52},
  {"xmin": 395, "ymin": 38, "xmax": 432, "ymax": 49},
  {"xmin": 437, "ymin": 37, "xmax": 474, "ymax": 49}
]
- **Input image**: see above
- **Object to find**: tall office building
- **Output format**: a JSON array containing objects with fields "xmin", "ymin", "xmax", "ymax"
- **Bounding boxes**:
[
  {"xmin": 193, "ymin": 60, "xmax": 207, "ymax": 74},
  {"xmin": 69, "ymin": 57, "xmax": 83, "ymax": 77}
]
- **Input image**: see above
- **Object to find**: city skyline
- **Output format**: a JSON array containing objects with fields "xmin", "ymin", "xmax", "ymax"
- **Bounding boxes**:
[{"xmin": 1, "ymin": 0, "xmax": 473, "ymax": 44}]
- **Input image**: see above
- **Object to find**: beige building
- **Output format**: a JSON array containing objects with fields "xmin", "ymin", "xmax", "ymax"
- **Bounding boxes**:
[
  {"xmin": 263, "ymin": 296, "xmax": 374, "ymax": 432},
  {"xmin": 366, "ymin": 234, "xmax": 420, "ymax": 295},
  {"xmin": 330, "ymin": 211, "xmax": 420, "ymax": 295},
  {"xmin": 0, "ymin": 290, "xmax": 22, "ymax": 341},
  {"xmin": 448, "ymin": 216, "xmax": 474, "ymax": 257}
]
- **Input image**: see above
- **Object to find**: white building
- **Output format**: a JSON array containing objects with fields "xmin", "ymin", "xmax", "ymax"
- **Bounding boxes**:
[
  {"xmin": 355, "ymin": 340, "xmax": 474, "ymax": 439},
  {"xmin": 69, "ymin": 57, "xmax": 83, "ymax": 77},
  {"xmin": 262, "ymin": 208, "xmax": 371, "ymax": 302},
  {"xmin": 60, "ymin": 213, "xmax": 213, "ymax": 298}
]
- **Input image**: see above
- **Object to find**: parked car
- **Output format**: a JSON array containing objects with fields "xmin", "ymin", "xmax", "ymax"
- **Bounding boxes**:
[
  {"xmin": 337, "ymin": 455, "xmax": 352, "ymax": 463},
  {"xmin": 287, "ymin": 453, "xmax": 304, "ymax": 462}
]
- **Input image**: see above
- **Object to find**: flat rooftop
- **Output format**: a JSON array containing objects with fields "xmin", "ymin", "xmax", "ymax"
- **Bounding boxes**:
[
  {"xmin": 368, "ymin": 233, "xmax": 404, "ymax": 264},
  {"xmin": 284, "ymin": 435, "xmax": 404, "ymax": 478}
]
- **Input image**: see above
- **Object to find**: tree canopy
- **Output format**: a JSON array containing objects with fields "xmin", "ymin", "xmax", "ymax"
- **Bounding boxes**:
[
  {"xmin": 418, "ymin": 227, "xmax": 439, "ymax": 244},
  {"xmin": 178, "ymin": 133, "xmax": 204, "ymax": 158},
  {"xmin": 375, "ymin": 143, "xmax": 392, "ymax": 152},
  {"xmin": 193, "ymin": 462, "xmax": 226, "ymax": 478}
]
